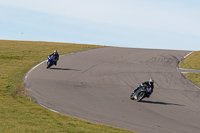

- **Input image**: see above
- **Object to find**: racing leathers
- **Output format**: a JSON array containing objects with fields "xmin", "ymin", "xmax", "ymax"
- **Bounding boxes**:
[
  {"xmin": 49, "ymin": 52, "xmax": 59, "ymax": 65},
  {"xmin": 134, "ymin": 81, "xmax": 154, "ymax": 98}
]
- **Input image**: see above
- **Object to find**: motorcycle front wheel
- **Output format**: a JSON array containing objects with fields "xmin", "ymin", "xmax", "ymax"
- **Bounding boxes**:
[
  {"xmin": 47, "ymin": 62, "xmax": 52, "ymax": 69},
  {"xmin": 130, "ymin": 93, "xmax": 135, "ymax": 100},
  {"xmin": 137, "ymin": 91, "xmax": 145, "ymax": 102}
]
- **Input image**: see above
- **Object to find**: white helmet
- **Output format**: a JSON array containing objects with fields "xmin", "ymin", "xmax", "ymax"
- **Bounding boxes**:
[
  {"xmin": 54, "ymin": 50, "xmax": 57, "ymax": 53},
  {"xmin": 149, "ymin": 79, "xmax": 154, "ymax": 85}
]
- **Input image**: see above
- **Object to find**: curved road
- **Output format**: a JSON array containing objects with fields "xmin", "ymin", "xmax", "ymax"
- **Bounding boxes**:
[{"xmin": 25, "ymin": 47, "xmax": 200, "ymax": 133}]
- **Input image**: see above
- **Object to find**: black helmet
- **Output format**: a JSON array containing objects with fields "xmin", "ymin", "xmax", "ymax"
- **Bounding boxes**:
[{"xmin": 149, "ymin": 79, "xmax": 154, "ymax": 85}]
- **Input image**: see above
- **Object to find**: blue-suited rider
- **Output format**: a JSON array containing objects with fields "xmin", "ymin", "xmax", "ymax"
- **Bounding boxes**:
[{"xmin": 48, "ymin": 50, "xmax": 59, "ymax": 66}]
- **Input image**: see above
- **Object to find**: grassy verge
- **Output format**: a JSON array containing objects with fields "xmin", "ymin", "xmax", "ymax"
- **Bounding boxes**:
[
  {"xmin": 0, "ymin": 40, "xmax": 134, "ymax": 133},
  {"xmin": 179, "ymin": 51, "xmax": 200, "ymax": 88},
  {"xmin": 181, "ymin": 73, "xmax": 200, "ymax": 87}
]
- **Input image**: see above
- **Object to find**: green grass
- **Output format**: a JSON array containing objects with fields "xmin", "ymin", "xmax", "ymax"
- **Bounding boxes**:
[
  {"xmin": 182, "ymin": 73, "xmax": 200, "ymax": 87},
  {"xmin": 0, "ymin": 40, "xmax": 135, "ymax": 133},
  {"xmin": 179, "ymin": 51, "xmax": 200, "ymax": 88},
  {"xmin": 179, "ymin": 51, "xmax": 200, "ymax": 69}
]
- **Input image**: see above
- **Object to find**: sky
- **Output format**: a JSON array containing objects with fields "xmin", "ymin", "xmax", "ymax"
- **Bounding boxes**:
[{"xmin": 0, "ymin": 0, "xmax": 200, "ymax": 51}]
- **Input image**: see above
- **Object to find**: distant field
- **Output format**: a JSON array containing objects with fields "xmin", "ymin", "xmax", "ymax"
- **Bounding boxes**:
[
  {"xmin": 0, "ymin": 40, "xmax": 134, "ymax": 133},
  {"xmin": 179, "ymin": 51, "xmax": 200, "ymax": 87}
]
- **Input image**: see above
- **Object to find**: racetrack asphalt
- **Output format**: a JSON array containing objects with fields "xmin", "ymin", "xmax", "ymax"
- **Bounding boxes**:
[{"xmin": 25, "ymin": 47, "xmax": 200, "ymax": 133}]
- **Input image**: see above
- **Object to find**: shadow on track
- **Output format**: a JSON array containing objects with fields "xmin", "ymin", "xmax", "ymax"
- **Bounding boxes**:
[
  {"xmin": 141, "ymin": 100, "xmax": 185, "ymax": 106},
  {"xmin": 50, "ymin": 68, "xmax": 81, "ymax": 71}
]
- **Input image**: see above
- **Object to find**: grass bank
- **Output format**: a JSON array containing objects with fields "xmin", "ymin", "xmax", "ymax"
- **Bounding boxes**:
[
  {"xmin": 0, "ymin": 40, "xmax": 134, "ymax": 133},
  {"xmin": 179, "ymin": 51, "xmax": 200, "ymax": 87}
]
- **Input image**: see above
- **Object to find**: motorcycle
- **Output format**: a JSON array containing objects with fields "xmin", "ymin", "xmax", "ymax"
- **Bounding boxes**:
[
  {"xmin": 47, "ymin": 55, "xmax": 56, "ymax": 69},
  {"xmin": 130, "ymin": 86, "xmax": 151, "ymax": 102}
]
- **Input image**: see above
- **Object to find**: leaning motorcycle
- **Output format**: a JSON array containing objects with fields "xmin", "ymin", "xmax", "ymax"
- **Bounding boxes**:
[
  {"xmin": 47, "ymin": 55, "xmax": 56, "ymax": 69},
  {"xmin": 130, "ymin": 86, "xmax": 151, "ymax": 102}
]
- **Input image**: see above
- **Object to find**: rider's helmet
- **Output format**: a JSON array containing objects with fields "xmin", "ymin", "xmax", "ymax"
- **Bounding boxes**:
[
  {"xmin": 149, "ymin": 79, "xmax": 154, "ymax": 85},
  {"xmin": 54, "ymin": 50, "xmax": 57, "ymax": 54}
]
